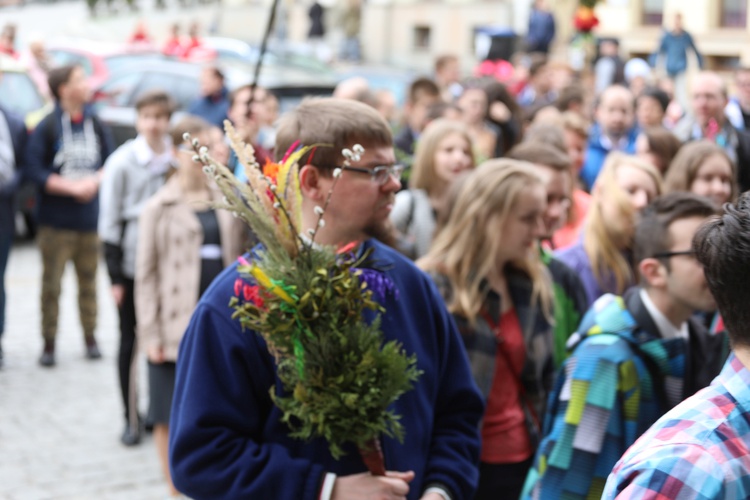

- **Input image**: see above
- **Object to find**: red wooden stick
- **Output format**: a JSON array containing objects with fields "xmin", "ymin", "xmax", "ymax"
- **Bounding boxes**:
[{"xmin": 358, "ymin": 436, "xmax": 386, "ymax": 476}]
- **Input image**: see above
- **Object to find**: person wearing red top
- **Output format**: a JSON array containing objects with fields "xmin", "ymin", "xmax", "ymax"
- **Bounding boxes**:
[
  {"xmin": 162, "ymin": 23, "xmax": 183, "ymax": 57},
  {"xmin": 420, "ymin": 158, "xmax": 556, "ymax": 500}
]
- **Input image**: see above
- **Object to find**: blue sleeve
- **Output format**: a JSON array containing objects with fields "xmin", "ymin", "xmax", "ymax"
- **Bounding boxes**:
[
  {"xmin": 169, "ymin": 301, "xmax": 326, "ymax": 500},
  {"xmin": 421, "ymin": 280, "xmax": 484, "ymax": 499},
  {"xmin": 23, "ymin": 115, "xmax": 54, "ymax": 188},
  {"xmin": 686, "ymin": 33, "xmax": 704, "ymax": 68}
]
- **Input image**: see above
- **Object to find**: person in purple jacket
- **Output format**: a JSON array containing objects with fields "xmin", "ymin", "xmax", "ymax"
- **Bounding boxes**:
[
  {"xmin": 556, "ymin": 153, "xmax": 662, "ymax": 307},
  {"xmin": 168, "ymin": 98, "xmax": 484, "ymax": 500}
]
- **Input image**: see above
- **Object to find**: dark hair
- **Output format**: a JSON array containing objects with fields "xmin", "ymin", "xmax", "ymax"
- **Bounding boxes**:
[
  {"xmin": 229, "ymin": 84, "xmax": 269, "ymax": 107},
  {"xmin": 528, "ymin": 54, "xmax": 548, "ymax": 78},
  {"xmin": 135, "ymin": 89, "xmax": 175, "ymax": 117},
  {"xmin": 694, "ymin": 192, "xmax": 750, "ymax": 346},
  {"xmin": 506, "ymin": 141, "xmax": 570, "ymax": 171},
  {"xmin": 634, "ymin": 192, "xmax": 718, "ymax": 272},
  {"xmin": 274, "ymin": 97, "xmax": 392, "ymax": 169},
  {"xmin": 47, "ymin": 64, "xmax": 80, "ymax": 101},
  {"xmin": 425, "ymin": 101, "xmax": 461, "ymax": 122},
  {"xmin": 641, "ymin": 127, "xmax": 682, "ymax": 173},
  {"xmin": 555, "ymin": 84, "xmax": 585, "ymax": 112},
  {"xmin": 637, "ymin": 87, "xmax": 671, "ymax": 113},
  {"xmin": 169, "ymin": 114, "xmax": 212, "ymax": 147},
  {"xmin": 407, "ymin": 77, "xmax": 440, "ymax": 104},
  {"xmin": 204, "ymin": 65, "xmax": 225, "ymax": 82}
]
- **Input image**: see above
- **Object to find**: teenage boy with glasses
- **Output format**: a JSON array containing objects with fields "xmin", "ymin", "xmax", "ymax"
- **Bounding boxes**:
[{"xmin": 523, "ymin": 192, "xmax": 728, "ymax": 500}]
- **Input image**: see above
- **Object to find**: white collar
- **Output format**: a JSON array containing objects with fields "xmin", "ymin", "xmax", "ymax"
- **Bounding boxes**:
[
  {"xmin": 639, "ymin": 288, "xmax": 689, "ymax": 340},
  {"xmin": 133, "ymin": 135, "xmax": 173, "ymax": 174}
]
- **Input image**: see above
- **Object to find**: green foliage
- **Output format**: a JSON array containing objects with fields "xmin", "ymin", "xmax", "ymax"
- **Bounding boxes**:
[{"xmin": 233, "ymin": 246, "xmax": 422, "ymax": 459}]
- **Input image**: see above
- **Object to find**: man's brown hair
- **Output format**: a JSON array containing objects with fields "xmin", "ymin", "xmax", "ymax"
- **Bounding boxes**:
[
  {"xmin": 47, "ymin": 64, "xmax": 79, "ymax": 101},
  {"xmin": 407, "ymin": 77, "xmax": 440, "ymax": 104},
  {"xmin": 434, "ymin": 54, "xmax": 458, "ymax": 73},
  {"xmin": 274, "ymin": 97, "xmax": 393, "ymax": 169},
  {"xmin": 169, "ymin": 115, "xmax": 212, "ymax": 147},
  {"xmin": 135, "ymin": 89, "xmax": 176, "ymax": 118},
  {"xmin": 506, "ymin": 141, "xmax": 571, "ymax": 171},
  {"xmin": 522, "ymin": 123, "xmax": 566, "ymax": 153}
]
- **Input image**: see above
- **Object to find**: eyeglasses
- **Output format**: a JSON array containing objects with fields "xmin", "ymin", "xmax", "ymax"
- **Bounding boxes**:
[
  {"xmin": 320, "ymin": 164, "xmax": 405, "ymax": 185},
  {"xmin": 652, "ymin": 250, "xmax": 696, "ymax": 259}
]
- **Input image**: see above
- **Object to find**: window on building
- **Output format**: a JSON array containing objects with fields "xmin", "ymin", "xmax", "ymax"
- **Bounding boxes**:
[
  {"xmin": 414, "ymin": 26, "xmax": 431, "ymax": 50},
  {"xmin": 721, "ymin": 0, "xmax": 747, "ymax": 28},
  {"xmin": 642, "ymin": 0, "xmax": 664, "ymax": 26}
]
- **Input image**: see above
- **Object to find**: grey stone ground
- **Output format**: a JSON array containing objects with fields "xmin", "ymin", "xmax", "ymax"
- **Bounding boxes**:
[{"xmin": 0, "ymin": 241, "xmax": 168, "ymax": 499}]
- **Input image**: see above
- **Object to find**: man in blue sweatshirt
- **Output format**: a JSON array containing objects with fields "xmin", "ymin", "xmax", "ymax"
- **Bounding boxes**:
[
  {"xmin": 24, "ymin": 64, "xmax": 114, "ymax": 367},
  {"xmin": 169, "ymin": 98, "xmax": 484, "ymax": 500}
]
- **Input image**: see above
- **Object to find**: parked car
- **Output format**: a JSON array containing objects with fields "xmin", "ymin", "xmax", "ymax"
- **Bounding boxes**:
[
  {"xmin": 0, "ymin": 55, "xmax": 51, "ymax": 129},
  {"xmin": 47, "ymin": 39, "xmax": 168, "ymax": 90},
  {"xmin": 91, "ymin": 58, "xmax": 337, "ymax": 147}
]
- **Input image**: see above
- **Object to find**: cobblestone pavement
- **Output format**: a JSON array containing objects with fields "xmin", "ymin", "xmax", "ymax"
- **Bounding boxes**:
[{"xmin": 0, "ymin": 241, "xmax": 168, "ymax": 500}]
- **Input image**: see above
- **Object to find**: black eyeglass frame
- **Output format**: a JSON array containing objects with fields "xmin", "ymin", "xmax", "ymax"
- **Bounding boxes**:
[
  {"xmin": 317, "ymin": 164, "xmax": 405, "ymax": 185},
  {"xmin": 652, "ymin": 250, "xmax": 697, "ymax": 259}
]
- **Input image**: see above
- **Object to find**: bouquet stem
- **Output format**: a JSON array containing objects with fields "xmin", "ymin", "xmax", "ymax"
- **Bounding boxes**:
[{"xmin": 358, "ymin": 436, "xmax": 386, "ymax": 476}]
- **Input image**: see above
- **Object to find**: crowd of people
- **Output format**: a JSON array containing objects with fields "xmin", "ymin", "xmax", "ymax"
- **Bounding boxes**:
[{"xmin": 2, "ymin": 9, "xmax": 750, "ymax": 499}]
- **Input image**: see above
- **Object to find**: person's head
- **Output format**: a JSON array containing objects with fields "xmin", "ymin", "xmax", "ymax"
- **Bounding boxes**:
[
  {"xmin": 170, "ymin": 115, "xmax": 213, "ymax": 181},
  {"xmin": 169, "ymin": 23, "xmax": 180, "ymax": 37},
  {"xmin": 595, "ymin": 85, "xmax": 635, "ymax": 138},
  {"xmin": 507, "ymin": 141, "xmax": 572, "ymax": 239},
  {"xmin": 694, "ymin": 192, "xmax": 750, "ymax": 347},
  {"xmin": 425, "ymin": 101, "xmax": 463, "ymax": 123},
  {"xmin": 419, "ymin": 159, "xmax": 551, "ymax": 321},
  {"xmin": 635, "ymin": 127, "xmax": 682, "ymax": 174},
  {"xmin": 599, "ymin": 38, "xmax": 619, "ymax": 58},
  {"xmin": 457, "ymin": 86, "xmax": 489, "ymax": 126},
  {"xmin": 561, "ymin": 111, "xmax": 590, "ymax": 174},
  {"xmin": 208, "ymin": 125, "xmax": 230, "ymax": 165},
  {"xmin": 134, "ymin": 90, "xmax": 175, "ymax": 142},
  {"xmin": 555, "ymin": 84, "xmax": 585, "ymax": 113},
  {"xmin": 672, "ymin": 12, "xmax": 683, "ymax": 32},
  {"xmin": 188, "ymin": 21, "xmax": 200, "ymax": 38},
  {"xmin": 277, "ymin": 98, "xmax": 396, "ymax": 245},
  {"xmin": 404, "ymin": 77, "xmax": 441, "ymax": 133},
  {"xmin": 200, "ymin": 65, "xmax": 225, "ymax": 97},
  {"xmin": 332, "ymin": 76, "xmax": 369, "ymax": 100},
  {"xmin": 636, "ymin": 87, "xmax": 670, "ymax": 128},
  {"xmin": 228, "ymin": 85, "xmax": 270, "ymax": 139},
  {"xmin": 690, "ymin": 71, "xmax": 728, "ymax": 128},
  {"xmin": 484, "ymin": 80, "xmax": 522, "ymax": 123},
  {"xmin": 411, "ymin": 119, "xmax": 475, "ymax": 195},
  {"xmin": 528, "ymin": 56, "xmax": 552, "ymax": 94},
  {"xmin": 635, "ymin": 193, "xmax": 718, "ymax": 318},
  {"xmin": 734, "ymin": 67, "xmax": 750, "ymax": 105},
  {"xmin": 585, "ymin": 153, "xmax": 663, "ymax": 293},
  {"xmin": 664, "ymin": 140, "xmax": 737, "ymax": 207},
  {"xmin": 374, "ymin": 89, "xmax": 398, "ymax": 124},
  {"xmin": 434, "ymin": 54, "xmax": 460, "ymax": 86},
  {"xmin": 47, "ymin": 64, "xmax": 88, "ymax": 105},
  {"xmin": 522, "ymin": 123, "xmax": 566, "ymax": 153}
]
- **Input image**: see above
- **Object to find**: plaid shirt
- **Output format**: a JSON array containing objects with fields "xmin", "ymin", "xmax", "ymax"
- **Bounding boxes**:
[{"xmin": 603, "ymin": 354, "xmax": 750, "ymax": 499}]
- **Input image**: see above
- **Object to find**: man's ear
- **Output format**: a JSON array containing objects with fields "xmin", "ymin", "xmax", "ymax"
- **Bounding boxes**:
[
  {"xmin": 639, "ymin": 257, "xmax": 667, "ymax": 288},
  {"xmin": 299, "ymin": 164, "xmax": 326, "ymax": 203}
]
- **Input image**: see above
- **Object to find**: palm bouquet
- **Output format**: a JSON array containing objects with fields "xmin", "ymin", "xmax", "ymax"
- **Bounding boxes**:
[{"xmin": 185, "ymin": 123, "xmax": 421, "ymax": 474}]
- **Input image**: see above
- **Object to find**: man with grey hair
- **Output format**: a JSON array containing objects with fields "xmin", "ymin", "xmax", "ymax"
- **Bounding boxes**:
[{"xmin": 673, "ymin": 71, "xmax": 750, "ymax": 192}]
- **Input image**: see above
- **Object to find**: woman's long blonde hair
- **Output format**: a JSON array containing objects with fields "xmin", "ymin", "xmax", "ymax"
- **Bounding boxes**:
[
  {"xmin": 584, "ymin": 152, "xmax": 663, "ymax": 294},
  {"xmin": 419, "ymin": 159, "xmax": 553, "ymax": 323},
  {"xmin": 410, "ymin": 118, "xmax": 476, "ymax": 195}
]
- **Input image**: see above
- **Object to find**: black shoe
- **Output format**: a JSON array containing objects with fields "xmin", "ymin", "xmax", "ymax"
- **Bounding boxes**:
[
  {"xmin": 85, "ymin": 341, "xmax": 102, "ymax": 360},
  {"xmin": 39, "ymin": 350, "xmax": 55, "ymax": 367},
  {"xmin": 120, "ymin": 422, "xmax": 141, "ymax": 446}
]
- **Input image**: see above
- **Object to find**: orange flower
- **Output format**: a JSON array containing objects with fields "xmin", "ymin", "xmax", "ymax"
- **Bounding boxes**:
[{"xmin": 263, "ymin": 159, "xmax": 281, "ymax": 185}]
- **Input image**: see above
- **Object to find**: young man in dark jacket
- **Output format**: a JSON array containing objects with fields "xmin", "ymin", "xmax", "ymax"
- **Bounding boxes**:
[{"xmin": 24, "ymin": 64, "xmax": 114, "ymax": 367}]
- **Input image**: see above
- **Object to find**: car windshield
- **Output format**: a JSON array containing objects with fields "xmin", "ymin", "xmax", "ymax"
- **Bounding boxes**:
[{"xmin": 0, "ymin": 72, "xmax": 45, "ymax": 118}]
